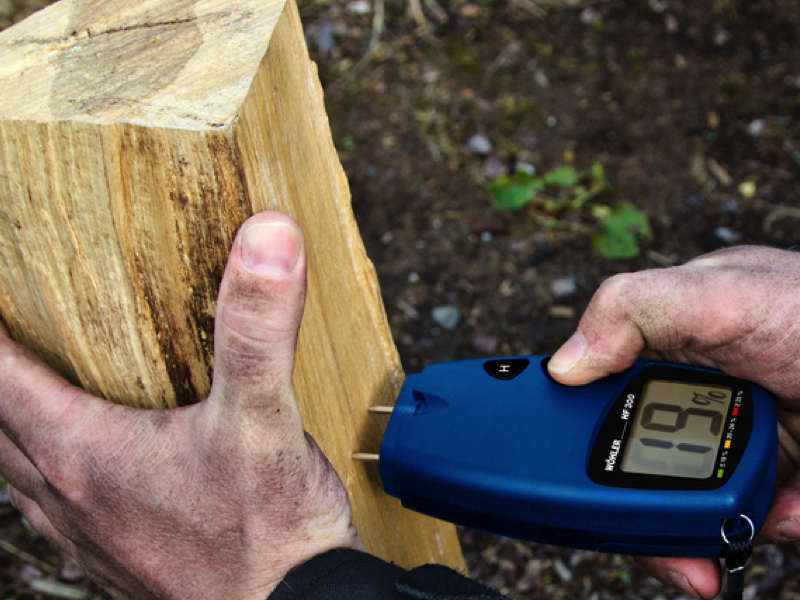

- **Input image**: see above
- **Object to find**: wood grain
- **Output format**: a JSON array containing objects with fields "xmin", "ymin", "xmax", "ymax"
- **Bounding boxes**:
[{"xmin": 0, "ymin": 0, "xmax": 465, "ymax": 570}]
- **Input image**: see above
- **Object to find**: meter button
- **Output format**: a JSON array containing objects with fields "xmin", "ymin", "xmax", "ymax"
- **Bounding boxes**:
[{"xmin": 484, "ymin": 358, "xmax": 529, "ymax": 380}]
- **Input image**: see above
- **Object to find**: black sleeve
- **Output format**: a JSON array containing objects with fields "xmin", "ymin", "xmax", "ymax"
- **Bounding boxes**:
[{"xmin": 267, "ymin": 549, "xmax": 509, "ymax": 600}]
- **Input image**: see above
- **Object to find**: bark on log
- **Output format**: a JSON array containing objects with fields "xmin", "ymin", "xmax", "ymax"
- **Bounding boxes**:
[{"xmin": 0, "ymin": 0, "xmax": 465, "ymax": 570}]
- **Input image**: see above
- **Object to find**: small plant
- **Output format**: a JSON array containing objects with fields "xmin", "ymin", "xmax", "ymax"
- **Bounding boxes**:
[
  {"xmin": 591, "ymin": 203, "xmax": 651, "ymax": 260},
  {"xmin": 490, "ymin": 163, "xmax": 606, "ymax": 211},
  {"xmin": 489, "ymin": 163, "xmax": 650, "ymax": 259}
]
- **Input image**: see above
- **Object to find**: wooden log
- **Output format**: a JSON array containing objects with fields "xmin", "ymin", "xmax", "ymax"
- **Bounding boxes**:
[{"xmin": 0, "ymin": 0, "xmax": 465, "ymax": 571}]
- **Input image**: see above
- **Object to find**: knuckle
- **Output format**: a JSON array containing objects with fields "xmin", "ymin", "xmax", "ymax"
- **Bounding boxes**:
[
  {"xmin": 595, "ymin": 272, "xmax": 636, "ymax": 303},
  {"xmin": 585, "ymin": 272, "xmax": 639, "ymax": 331},
  {"xmin": 37, "ymin": 453, "xmax": 89, "ymax": 505},
  {"xmin": 218, "ymin": 305, "xmax": 297, "ymax": 347},
  {"xmin": 215, "ymin": 320, "xmax": 296, "ymax": 381}
]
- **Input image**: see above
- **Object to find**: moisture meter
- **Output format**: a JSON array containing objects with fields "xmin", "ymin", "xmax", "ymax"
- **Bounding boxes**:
[{"xmin": 376, "ymin": 357, "xmax": 777, "ymax": 558}]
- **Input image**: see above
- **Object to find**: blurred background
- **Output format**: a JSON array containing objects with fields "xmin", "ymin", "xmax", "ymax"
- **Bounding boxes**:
[{"xmin": 1, "ymin": 0, "xmax": 799, "ymax": 598}]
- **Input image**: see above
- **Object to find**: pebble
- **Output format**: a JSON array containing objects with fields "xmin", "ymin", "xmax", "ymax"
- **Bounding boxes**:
[
  {"xmin": 580, "ymin": 7, "xmax": 602, "ymax": 25},
  {"xmin": 723, "ymin": 199, "xmax": 739, "ymax": 213},
  {"xmin": 473, "ymin": 335, "xmax": 499, "ymax": 353},
  {"xmin": 516, "ymin": 163, "xmax": 536, "ymax": 175},
  {"xmin": 467, "ymin": 134, "xmax": 492, "ymax": 155},
  {"xmin": 714, "ymin": 28, "xmax": 731, "ymax": 46},
  {"xmin": 714, "ymin": 227, "xmax": 742, "ymax": 245},
  {"xmin": 315, "ymin": 22, "xmax": 335, "ymax": 56},
  {"xmin": 432, "ymin": 305, "xmax": 460, "ymax": 330},
  {"xmin": 665, "ymin": 13, "xmax": 678, "ymax": 34},
  {"xmin": 553, "ymin": 558, "xmax": 573, "ymax": 582},
  {"xmin": 550, "ymin": 277, "xmax": 578, "ymax": 298},
  {"xmin": 748, "ymin": 119, "xmax": 766, "ymax": 136},
  {"xmin": 422, "ymin": 69, "xmax": 441, "ymax": 84},
  {"xmin": 534, "ymin": 70, "xmax": 549, "ymax": 88},
  {"xmin": 345, "ymin": 0, "xmax": 371, "ymax": 14},
  {"xmin": 738, "ymin": 181, "xmax": 757, "ymax": 198}
]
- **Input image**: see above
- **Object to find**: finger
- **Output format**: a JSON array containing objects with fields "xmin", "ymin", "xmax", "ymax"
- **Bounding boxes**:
[
  {"xmin": 633, "ymin": 556, "xmax": 722, "ymax": 600},
  {"xmin": 0, "ymin": 328, "xmax": 107, "ymax": 471},
  {"xmin": 0, "ymin": 429, "xmax": 44, "ymax": 499},
  {"xmin": 753, "ymin": 481, "xmax": 800, "ymax": 545},
  {"xmin": 7, "ymin": 485, "xmax": 73, "ymax": 554},
  {"xmin": 206, "ymin": 211, "xmax": 307, "ymax": 416}
]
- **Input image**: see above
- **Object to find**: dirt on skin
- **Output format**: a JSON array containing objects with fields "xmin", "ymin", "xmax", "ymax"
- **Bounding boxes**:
[{"xmin": 1, "ymin": 0, "xmax": 800, "ymax": 598}]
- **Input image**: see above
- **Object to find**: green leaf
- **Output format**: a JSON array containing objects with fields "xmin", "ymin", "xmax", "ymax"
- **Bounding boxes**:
[
  {"xmin": 490, "ymin": 172, "xmax": 545, "ymax": 210},
  {"xmin": 591, "ymin": 162, "xmax": 605, "ymax": 184},
  {"xmin": 543, "ymin": 166, "xmax": 579, "ymax": 187},
  {"xmin": 592, "ymin": 203, "xmax": 651, "ymax": 259}
]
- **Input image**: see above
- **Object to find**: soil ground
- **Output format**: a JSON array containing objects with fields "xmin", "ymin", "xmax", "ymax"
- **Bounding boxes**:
[{"xmin": 1, "ymin": 0, "xmax": 800, "ymax": 599}]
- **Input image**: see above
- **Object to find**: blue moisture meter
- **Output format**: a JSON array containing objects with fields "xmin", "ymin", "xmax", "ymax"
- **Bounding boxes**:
[{"xmin": 377, "ymin": 357, "xmax": 778, "ymax": 558}]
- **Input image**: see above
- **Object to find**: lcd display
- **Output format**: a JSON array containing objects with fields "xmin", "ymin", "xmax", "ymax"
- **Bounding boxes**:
[{"xmin": 620, "ymin": 380, "xmax": 733, "ymax": 479}]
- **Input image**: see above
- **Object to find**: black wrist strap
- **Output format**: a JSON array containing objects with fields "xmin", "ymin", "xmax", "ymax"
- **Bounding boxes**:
[
  {"xmin": 268, "ymin": 549, "xmax": 507, "ymax": 600},
  {"xmin": 269, "ymin": 549, "xmax": 405, "ymax": 600}
]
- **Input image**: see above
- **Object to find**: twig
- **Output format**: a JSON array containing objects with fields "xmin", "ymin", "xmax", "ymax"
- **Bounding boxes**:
[
  {"xmin": 0, "ymin": 539, "xmax": 57, "ymax": 575},
  {"xmin": 763, "ymin": 207, "xmax": 800, "ymax": 233},
  {"xmin": 407, "ymin": 0, "xmax": 428, "ymax": 29},
  {"xmin": 485, "ymin": 40, "xmax": 523, "ymax": 81},
  {"xmin": 326, "ymin": 0, "xmax": 385, "ymax": 97},
  {"xmin": 507, "ymin": 0, "xmax": 574, "ymax": 18},
  {"xmin": 369, "ymin": 0, "xmax": 385, "ymax": 52},
  {"xmin": 507, "ymin": 0, "xmax": 546, "ymax": 18},
  {"xmin": 422, "ymin": 0, "xmax": 449, "ymax": 24},
  {"xmin": 30, "ymin": 580, "xmax": 90, "ymax": 600},
  {"xmin": 646, "ymin": 250, "xmax": 678, "ymax": 267}
]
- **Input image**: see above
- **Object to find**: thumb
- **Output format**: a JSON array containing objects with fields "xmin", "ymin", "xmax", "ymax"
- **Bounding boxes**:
[
  {"xmin": 207, "ymin": 211, "xmax": 307, "ymax": 413},
  {"xmin": 546, "ymin": 271, "xmax": 668, "ymax": 385}
]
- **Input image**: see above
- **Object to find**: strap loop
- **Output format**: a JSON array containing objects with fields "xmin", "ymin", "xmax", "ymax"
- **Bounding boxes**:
[{"xmin": 721, "ymin": 515, "xmax": 754, "ymax": 600}]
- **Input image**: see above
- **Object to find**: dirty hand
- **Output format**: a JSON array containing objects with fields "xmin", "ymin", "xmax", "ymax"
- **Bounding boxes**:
[
  {"xmin": 0, "ymin": 212, "xmax": 362, "ymax": 600},
  {"xmin": 547, "ymin": 245, "xmax": 800, "ymax": 599}
]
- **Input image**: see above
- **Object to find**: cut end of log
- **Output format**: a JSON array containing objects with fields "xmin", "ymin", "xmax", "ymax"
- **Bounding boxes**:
[{"xmin": 0, "ymin": 0, "xmax": 287, "ymax": 129}]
